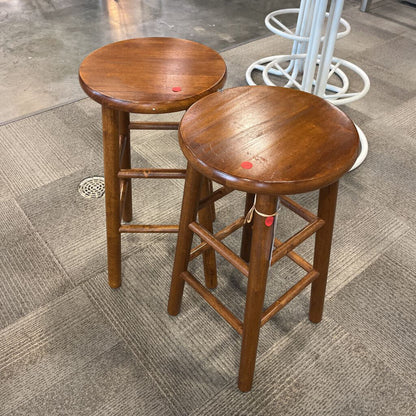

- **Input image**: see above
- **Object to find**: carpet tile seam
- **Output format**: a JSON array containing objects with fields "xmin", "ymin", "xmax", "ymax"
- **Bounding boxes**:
[
  {"xmin": 189, "ymin": 321, "xmax": 351, "ymax": 414},
  {"xmin": 81, "ymin": 280, "xmax": 191, "ymax": 416},
  {"xmin": 0, "ymin": 288, "xmax": 96, "ymax": 367},
  {"xmin": 0, "ymin": 307, "xmax": 97, "ymax": 370},
  {"xmin": 1, "ymin": 340, "xmax": 133, "ymax": 416},
  {"xmin": 1, "ymin": 122, "xmax": 65, "ymax": 184}
]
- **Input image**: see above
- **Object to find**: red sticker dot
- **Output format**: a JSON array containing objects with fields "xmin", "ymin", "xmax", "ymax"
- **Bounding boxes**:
[
  {"xmin": 265, "ymin": 216, "xmax": 274, "ymax": 227},
  {"xmin": 241, "ymin": 161, "xmax": 253, "ymax": 169},
  {"xmin": 172, "ymin": 86, "xmax": 182, "ymax": 92}
]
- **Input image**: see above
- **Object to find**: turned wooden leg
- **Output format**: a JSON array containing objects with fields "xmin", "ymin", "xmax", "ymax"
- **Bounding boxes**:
[
  {"xmin": 240, "ymin": 193, "xmax": 255, "ymax": 263},
  {"xmin": 198, "ymin": 177, "xmax": 218, "ymax": 289},
  {"xmin": 168, "ymin": 164, "xmax": 203, "ymax": 315},
  {"xmin": 207, "ymin": 179, "xmax": 216, "ymax": 221},
  {"xmin": 239, "ymin": 194, "xmax": 278, "ymax": 392},
  {"xmin": 102, "ymin": 106, "xmax": 122, "ymax": 288},
  {"xmin": 119, "ymin": 111, "xmax": 133, "ymax": 222},
  {"xmin": 309, "ymin": 181, "xmax": 339, "ymax": 323}
]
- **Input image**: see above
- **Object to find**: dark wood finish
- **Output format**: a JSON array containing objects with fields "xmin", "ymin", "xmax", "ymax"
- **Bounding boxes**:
[
  {"xmin": 79, "ymin": 38, "xmax": 227, "ymax": 114},
  {"xmin": 274, "ymin": 238, "xmax": 314, "ymax": 272},
  {"xmin": 118, "ymin": 169, "xmax": 186, "ymax": 179},
  {"xmin": 168, "ymin": 85, "xmax": 358, "ymax": 392},
  {"xmin": 280, "ymin": 195, "xmax": 319, "ymax": 223},
  {"xmin": 168, "ymin": 164, "xmax": 203, "ymax": 316},
  {"xmin": 189, "ymin": 222, "xmax": 249, "ymax": 277},
  {"xmin": 240, "ymin": 193, "xmax": 255, "ymax": 262},
  {"xmin": 119, "ymin": 179, "xmax": 129, "ymax": 222},
  {"xmin": 190, "ymin": 217, "xmax": 245, "ymax": 260},
  {"xmin": 270, "ymin": 218, "xmax": 325, "ymax": 265},
  {"xmin": 239, "ymin": 194, "xmax": 278, "ymax": 392},
  {"xmin": 179, "ymin": 86, "xmax": 359, "ymax": 195},
  {"xmin": 198, "ymin": 177, "xmax": 218, "ymax": 288},
  {"xmin": 309, "ymin": 181, "xmax": 339, "ymax": 323},
  {"xmin": 129, "ymin": 121, "xmax": 179, "ymax": 130},
  {"xmin": 207, "ymin": 179, "xmax": 216, "ymax": 221},
  {"xmin": 197, "ymin": 186, "xmax": 232, "ymax": 211},
  {"xmin": 119, "ymin": 224, "xmax": 179, "ymax": 233},
  {"xmin": 102, "ymin": 106, "xmax": 122, "ymax": 288},
  {"xmin": 119, "ymin": 111, "xmax": 132, "ymax": 222},
  {"xmin": 79, "ymin": 37, "xmax": 227, "ymax": 288}
]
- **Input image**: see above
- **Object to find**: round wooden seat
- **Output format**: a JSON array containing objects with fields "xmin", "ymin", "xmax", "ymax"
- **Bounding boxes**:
[
  {"xmin": 179, "ymin": 86, "xmax": 359, "ymax": 195},
  {"xmin": 79, "ymin": 37, "xmax": 227, "ymax": 113}
]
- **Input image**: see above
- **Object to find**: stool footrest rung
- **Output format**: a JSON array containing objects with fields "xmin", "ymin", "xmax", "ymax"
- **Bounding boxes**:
[
  {"xmin": 119, "ymin": 179, "xmax": 129, "ymax": 220},
  {"xmin": 271, "ymin": 218, "xmax": 324, "ymax": 265},
  {"xmin": 198, "ymin": 186, "xmax": 233, "ymax": 210},
  {"xmin": 120, "ymin": 224, "xmax": 179, "ymax": 233},
  {"xmin": 189, "ymin": 221, "xmax": 249, "ymax": 277},
  {"xmin": 274, "ymin": 238, "xmax": 313, "ymax": 272},
  {"xmin": 119, "ymin": 134, "xmax": 128, "ymax": 164},
  {"xmin": 280, "ymin": 195, "xmax": 319, "ymax": 223},
  {"xmin": 129, "ymin": 121, "xmax": 179, "ymax": 130},
  {"xmin": 118, "ymin": 169, "xmax": 186, "ymax": 179},
  {"xmin": 180, "ymin": 271, "xmax": 243, "ymax": 335},
  {"xmin": 190, "ymin": 217, "xmax": 246, "ymax": 260},
  {"xmin": 261, "ymin": 269, "xmax": 319, "ymax": 326}
]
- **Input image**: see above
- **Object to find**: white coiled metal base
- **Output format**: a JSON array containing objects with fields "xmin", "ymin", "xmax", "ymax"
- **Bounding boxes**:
[{"xmin": 246, "ymin": 0, "xmax": 370, "ymax": 170}]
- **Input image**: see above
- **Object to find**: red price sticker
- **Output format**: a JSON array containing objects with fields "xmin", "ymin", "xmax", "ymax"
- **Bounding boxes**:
[
  {"xmin": 241, "ymin": 161, "xmax": 253, "ymax": 169},
  {"xmin": 265, "ymin": 216, "xmax": 274, "ymax": 227},
  {"xmin": 172, "ymin": 86, "xmax": 182, "ymax": 92}
]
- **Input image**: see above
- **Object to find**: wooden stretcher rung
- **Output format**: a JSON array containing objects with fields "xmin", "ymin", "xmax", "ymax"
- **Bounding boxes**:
[
  {"xmin": 274, "ymin": 238, "xmax": 314, "ymax": 272},
  {"xmin": 129, "ymin": 121, "xmax": 179, "ymax": 130},
  {"xmin": 118, "ymin": 168, "xmax": 186, "ymax": 179},
  {"xmin": 119, "ymin": 134, "xmax": 127, "ymax": 163},
  {"xmin": 270, "ymin": 218, "xmax": 324, "ymax": 265},
  {"xmin": 119, "ymin": 224, "xmax": 179, "ymax": 233},
  {"xmin": 198, "ymin": 186, "xmax": 233, "ymax": 210},
  {"xmin": 280, "ymin": 195, "xmax": 319, "ymax": 223},
  {"xmin": 180, "ymin": 271, "xmax": 243, "ymax": 335},
  {"xmin": 261, "ymin": 269, "xmax": 319, "ymax": 326},
  {"xmin": 189, "ymin": 221, "xmax": 249, "ymax": 277},
  {"xmin": 190, "ymin": 217, "xmax": 245, "ymax": 260},
  {"xmin": 119, "ymin": 178, "xmax": 129, "ymax": 221}
]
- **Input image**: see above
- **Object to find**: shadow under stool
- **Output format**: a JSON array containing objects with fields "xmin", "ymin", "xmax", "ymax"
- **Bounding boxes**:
[
  {"xmin": 168, "ymin": 86, "xmax": 359, "ymax": 392},
  {"xmin": 79, "ymin": 37, "xmax": 227, "ymax": 288}
]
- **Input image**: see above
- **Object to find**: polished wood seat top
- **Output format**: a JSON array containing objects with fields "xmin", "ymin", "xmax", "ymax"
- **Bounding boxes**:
[
  {"xmin": 179, "ymin": 86, "xmax": 359, "ymax": 195},
  {"xmin": 79, "ymin": 37, "xmax": 227, "ymax": 114}
]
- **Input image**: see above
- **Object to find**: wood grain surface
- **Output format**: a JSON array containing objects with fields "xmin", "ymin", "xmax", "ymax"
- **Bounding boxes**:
[
  {"xmin": 179, "ymin": 86, "xmax": 359, "ymax": 195},
  {"xmin": 79, "ymin": 37, "xmax": 227, "ymax": 113}
]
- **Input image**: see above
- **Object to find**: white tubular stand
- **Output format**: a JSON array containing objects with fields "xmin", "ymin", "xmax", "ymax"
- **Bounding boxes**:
[{"xmin": 246, "ymin": 0, "xmax": 370, "ymax": 171}]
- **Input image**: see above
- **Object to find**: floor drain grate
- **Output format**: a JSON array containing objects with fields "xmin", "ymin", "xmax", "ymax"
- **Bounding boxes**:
[{"xmin": 78, "ymin": 176, "xmax": 105, "ymax": 199}]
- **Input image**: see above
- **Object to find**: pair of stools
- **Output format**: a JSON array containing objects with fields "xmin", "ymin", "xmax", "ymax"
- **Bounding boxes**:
[{"xmin": 79, "ymin": 37, "xmax": 359, "ymax": 392}]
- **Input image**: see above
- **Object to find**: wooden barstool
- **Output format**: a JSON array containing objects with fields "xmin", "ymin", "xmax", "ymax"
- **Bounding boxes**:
[
  {"xmin": 79, "ymin": 37, "xmax": 226, "ymax": 288},
  {"xmin": 168, "ymin": 86, "xmax": 359, "ymax": 392}
]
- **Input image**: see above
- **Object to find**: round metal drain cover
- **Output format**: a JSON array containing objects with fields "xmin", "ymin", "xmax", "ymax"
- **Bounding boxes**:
[{"xmin": 78, "ymin": 176, "xmax": 105, "ymax": 198}]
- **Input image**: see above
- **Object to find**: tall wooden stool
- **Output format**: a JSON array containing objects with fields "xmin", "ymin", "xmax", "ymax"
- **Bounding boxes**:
[
  {"xmin": 168, "ymin": 86, "xmax": 359, "ymax": 391},
  {"xmin": 79, "ymin": 38, "xmax": 226, "ymax": 288}
]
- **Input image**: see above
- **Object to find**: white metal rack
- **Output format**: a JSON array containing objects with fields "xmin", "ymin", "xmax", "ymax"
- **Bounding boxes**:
[{"xmin": 246, "ymin": 0, "xmax": 370, "ymax": 170}]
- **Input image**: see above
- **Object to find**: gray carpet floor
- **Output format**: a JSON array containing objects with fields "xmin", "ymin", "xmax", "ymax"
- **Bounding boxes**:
[{"xmin": 1, "ymin": 2, "xmax": 416, "ymax": 415}]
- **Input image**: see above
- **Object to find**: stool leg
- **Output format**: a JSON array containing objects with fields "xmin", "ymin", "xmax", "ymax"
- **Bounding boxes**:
[
  {"xmin": 309, "ymin": 181, "xmax": 339, "ymax": 323},
  {"xmin": 168, "ymin": 164, "xmax": 203, "ymax": 315},
  {"xmin": 199, "ymin": 177, "xmax": 218, "ymax": 289},
  {"xmin": 207, "ymin": 179, "xmax": 216, "ymax": 221},
  {"xmin": 240, "ymin": 193, "xmax": 255, "ymax": 262},
  {"xmin": 102, "ymin": 106, "xmax": 122, "ymax": 288},
  {"xmin": 239, "ymin": 194, "xmax": 278, "ymax": 392},
  {"xmin": 119, "ymin": 111, "xmax": 133, "ymax": 222}
]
